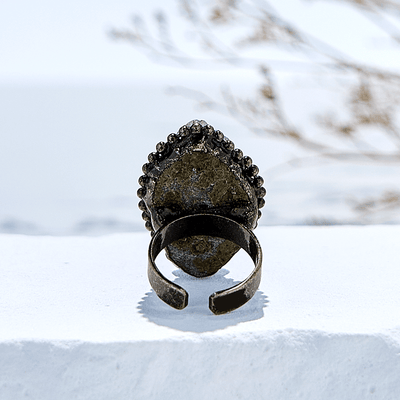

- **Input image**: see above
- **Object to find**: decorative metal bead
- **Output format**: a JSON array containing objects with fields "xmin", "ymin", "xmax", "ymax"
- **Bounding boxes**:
[
  {"xmin": 142, "ymin": 211, "xmax": 151, "ymax": 222},
  {"xmin": 156, "ymin": 141, "xmax": 166, "ymax": 153},
  {"xmin": 258, "ymin": 198, "xmax": 265, "ymax": 209},
  {"xmin": 138, "ymin": 200, "xmax": 147, "ymax": 212},
  {"xmin": 224, "ymin": 139, "xmax": 235, "ymax": 151},
  {"xmin": 137, "ymin": 187, "xmax": 146, "ymax": 199},
  {"xmin": 214, "ymin": 130, "xmax": 224, "ymax": 142},
  {"xmin": 254, "ymin": 176, "xmax": 264, "ymax": 188},
  {"xmin": 145, "ymin": 221, "xmax": 153, "ymax": 231},
  {"xmin": 232, "ymin": 149, "xmax": 243, "ymax": 161},
  {"xmin": 191, "ymin": 122, "xmax": 201, "ymax": 134},
  {"xmin": 167, "ymin": 133, "xmax": 178, "ymax": 143},
  {"xmin": 142, "ymin": 163, "xmax": 152, "ymax": 174},
  {"xmin": 257, "ymin": 187, "xmax": 267, "ymax": 198},
  {"xmin": 138, "ymin": 175, "xmax": 149, "ymax": 187},
  {"xmin": 247, "ymin": 165, "xmax": 259, "ymax": 177},
  {"xmin": 179, "ymin": 126, "xmax": 189, "ymax": 137},
  {"xmin": 148, "ymin": 152, "xmax": 157, "ymax": 163},
  {"xmin": 205, "ymin": 124, "xmax": 214, "ymax": 135},
  {"xmin": 258, "ymin": 210, "xmax": 262, "ymax": 219},
  {"xmin": 242, "ymin": 156, "xmax": 253, "ymax": 169}
]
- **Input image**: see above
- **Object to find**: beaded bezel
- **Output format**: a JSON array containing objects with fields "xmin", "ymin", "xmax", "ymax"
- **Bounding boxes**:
[{"xmin": 137, "ymin": 119, "xmax": 266, "ymax": 277}]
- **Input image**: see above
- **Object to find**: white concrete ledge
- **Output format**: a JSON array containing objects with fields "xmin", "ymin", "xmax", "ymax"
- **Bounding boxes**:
[{"xmin": 1, "ymin": 226, "xmax": 400, "ymax": 399}]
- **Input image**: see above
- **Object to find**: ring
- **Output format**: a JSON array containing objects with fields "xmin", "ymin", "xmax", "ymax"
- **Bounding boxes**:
[
  {"xmin": 148, "ymin": 214, "xmax": 262, "ymax": 314},
  {"xmin": 138, "ymin": 120, "xmax": 266, "ymax": 314}
]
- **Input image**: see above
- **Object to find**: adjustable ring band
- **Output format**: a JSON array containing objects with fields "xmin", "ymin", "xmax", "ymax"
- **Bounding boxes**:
[{"xmin": 148, "ymin": 214, "xmax": 262, "ymax": 315}]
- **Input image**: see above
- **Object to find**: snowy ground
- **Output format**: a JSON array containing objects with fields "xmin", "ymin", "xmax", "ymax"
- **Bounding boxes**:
[{"xmin": 1, "ymin": 227, "xmax": 400, "ymax": 399}]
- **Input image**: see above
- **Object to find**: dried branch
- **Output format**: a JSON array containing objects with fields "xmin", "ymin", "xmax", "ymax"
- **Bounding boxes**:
[
  {"xmin": 348, "ymin": 190, "xmax": 400, "ymax": 223},
  {"xmin": 110, "ymin": 0, "xmax": 400, "ymax": 223}
]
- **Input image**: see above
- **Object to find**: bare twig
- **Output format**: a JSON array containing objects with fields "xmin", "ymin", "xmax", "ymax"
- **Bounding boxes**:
[{"xmin": 111, "ymin": 0, "xmax": 400, "ymax": 223}]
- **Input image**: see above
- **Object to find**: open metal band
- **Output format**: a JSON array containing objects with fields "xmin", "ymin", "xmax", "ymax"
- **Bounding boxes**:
[{"xmin": 148, "ymin": 214, "xmax": 262, "ymax": 315}]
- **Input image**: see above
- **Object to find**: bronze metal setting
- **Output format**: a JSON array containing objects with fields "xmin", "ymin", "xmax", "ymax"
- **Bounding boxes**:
[{"xmin": 138, "ymin": 119, "xmax": 265, "ymax": 314}]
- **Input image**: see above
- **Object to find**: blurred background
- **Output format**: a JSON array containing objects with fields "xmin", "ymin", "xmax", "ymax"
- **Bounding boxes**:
[{"xmin": 1, "ymin": 0, "xmax": 400, "ymax": 235}]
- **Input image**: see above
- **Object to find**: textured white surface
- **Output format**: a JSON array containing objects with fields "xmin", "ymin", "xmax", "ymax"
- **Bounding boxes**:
[{"xmin": 1, "ymin": 226, "xmax": 400, "ymax": 399}]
